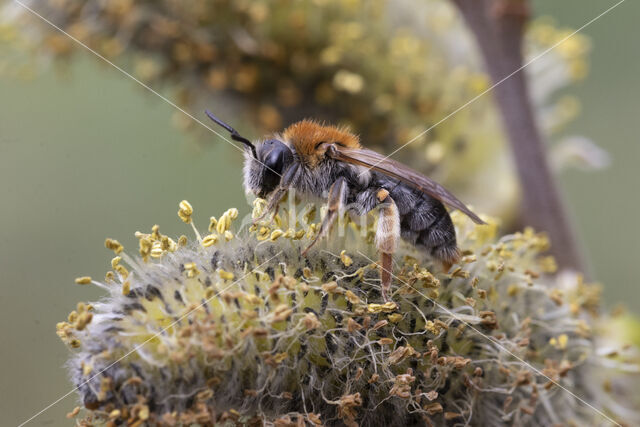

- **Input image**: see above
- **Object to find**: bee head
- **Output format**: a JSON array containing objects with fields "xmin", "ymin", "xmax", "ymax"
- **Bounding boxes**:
[
  {"xmin": 205, "ymin": 110, "xmax": 293, "ymax": 198},
  {"xmin": 246, "ymin": 139, "xmax": 293, "ymax": 198}
]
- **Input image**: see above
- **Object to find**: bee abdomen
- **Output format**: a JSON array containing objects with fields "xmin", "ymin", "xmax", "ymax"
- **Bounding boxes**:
[{"xmin": 394, "ymin": 187, "xmax": 458, "ymax": 263}]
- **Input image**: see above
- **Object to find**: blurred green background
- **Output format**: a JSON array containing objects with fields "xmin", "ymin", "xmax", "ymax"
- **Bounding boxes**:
[{"xmin": 1, "ymin": 0, "xmax": 638, "ymax": 425}]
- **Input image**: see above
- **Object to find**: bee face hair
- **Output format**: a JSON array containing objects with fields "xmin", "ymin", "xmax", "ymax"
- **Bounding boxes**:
[{"xmin": 244, "ymin": 139, "xmax": 293, "ymax": 198}]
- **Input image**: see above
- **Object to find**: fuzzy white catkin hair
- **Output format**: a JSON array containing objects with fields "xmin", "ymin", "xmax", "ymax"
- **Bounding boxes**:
[{"xmin": 58, "ymin": 200, "xmax": 639, "ymax": 426}]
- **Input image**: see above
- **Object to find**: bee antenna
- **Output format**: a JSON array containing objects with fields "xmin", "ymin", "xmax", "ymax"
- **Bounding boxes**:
[{"xmin": 205, "ymin": 110, "xmax": 257, "ymax": 159}]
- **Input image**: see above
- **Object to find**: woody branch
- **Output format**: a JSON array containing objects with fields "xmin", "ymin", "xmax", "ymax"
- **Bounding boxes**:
[{"xmin": 451, "ymin": 0, "xmax": 586, "ymax": 273}]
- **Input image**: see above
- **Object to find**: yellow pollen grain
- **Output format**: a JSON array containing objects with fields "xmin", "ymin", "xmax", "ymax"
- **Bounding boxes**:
[{"xmin": 74, "ymin": 276, "xmax": 92, "ymax": 285}]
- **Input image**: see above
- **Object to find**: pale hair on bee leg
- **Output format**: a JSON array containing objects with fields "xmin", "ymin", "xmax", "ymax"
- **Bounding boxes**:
[{"xmin": 375, "ymin": 190, "xmax": 400, "ymax": 302}]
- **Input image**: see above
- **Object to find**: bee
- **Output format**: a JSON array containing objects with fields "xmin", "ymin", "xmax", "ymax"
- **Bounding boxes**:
[{"xmin": 205, "ymin": 110, "xmax": 485, "ymax": 301}]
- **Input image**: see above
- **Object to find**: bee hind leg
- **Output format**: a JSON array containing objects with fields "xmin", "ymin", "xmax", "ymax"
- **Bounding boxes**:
[
  {"xmin": 375, "ymin": 190, "xmax": 400, "ymax": 302},
  {"xmin": 302, "ymin": 177, "xmax": 347, "ymax": 256}
]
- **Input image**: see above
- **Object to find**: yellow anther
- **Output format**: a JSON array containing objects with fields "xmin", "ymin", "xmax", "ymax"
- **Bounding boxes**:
[
  {"xmin": 340, "ymin": 250, "xmax": 353, "ymax": 267},
  {"xmin": 201, "ymin": 234, "xmax": 219, "ymax": 247},
  {"xmin": 345, "ymin": 290, "xmax": 361, "ymax": 304},
  {"xmin": 227, "ymin": 208, "xmax": 239, "ymax": 220},
  {"xmin": 162, "ymin": 236, "xmax": 177, "ymax": 252},
  {"xmin": 300, "ymin": 312, "xmax": 320, "ymax": 330},
  {"xmin": 138, "ymin": 237, "xmax": 152, "ymax": 261},
  {"xmin": 105, "ymin": 238, "xmax": 123, "ymax": 254},
  {"xmin": 121, "ymin": 281, "xmax": 130, "ymax": 296},
  {"xmin": 388, "ymin": 313, "xmax": 403, "ymax": 323},
  {"xmin": 303, "ymin": 267, "xmax": 313, "ymax": 279},
  {"xmin": 178, "ymin": 235, "xmax": 188, "ymax": 246},
  {"xmin": 105, "ymin": 271, "xmax": 115, "ymax": 283},
  {"xmin": 110, "ymin": 256, "xmax": 122, "ymax": 269},
  {"xmin": 224, "ymin": 230, "xmax": 234, "ymax": 241},
  {"xmin": 151, "ymin": 224, "xmax": 161, "ymax": 240},
  {"xmin": 367, "ymin": 302, "xmax": 398, "ymax": 313},
  {"xmin": 75, "ymin": 312, "xmax": 93, "ymax": 331},
  {"xmin": 74, "ymin": 276, "xmax": 92, "ymax": 285},
  {"xmin": 270, "ymin": 229, "xmax": 284, "ymax": 241},
  {"xmin": 245, "ymin": 294, "xmax": 263, "ymax": 305},
  {"xmin": 208, "ymin": 216, "xmax": 218, "ymax": 232},
  {"xmin": 178, "ymin": 200, "xmax": 193, "ymax": 224},
  {"xmin": 218, "ymin": 269, "xmax": 234, "ymax": 281},
  {"xmin": 115, "ymin": 264, "xmax": 129, "ymax": 279},
  {"xmin": 257, "ymin": 226, "xmax": 270, "ymax": 241},
  {"xmin": 216, "ymin": 211, "xmax": 232, "ymax": 234},
  {"xmin": 150, "ymin": 242, "xmax": 164, "ymax": 258}
]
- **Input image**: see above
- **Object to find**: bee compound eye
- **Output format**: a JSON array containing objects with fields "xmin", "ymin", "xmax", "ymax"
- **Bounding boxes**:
[
  {"xmin": 258, "ymin": 139, "xmax": 293, "ymax": 196},
  {"xmin": 263, "ymin": 140, "xmax": 292, "ymax": 175}
]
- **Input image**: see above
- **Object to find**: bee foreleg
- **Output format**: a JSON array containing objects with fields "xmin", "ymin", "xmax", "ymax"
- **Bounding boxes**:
[
  {"xmin": 375, "ymin": 190, "xmax": 400, "ymax": 302},
  {"xmin": 253, "ymin": 186, "xmax": 288, "ymax": 224},
  {"xmin": 253, "ymin": 164, "xmax": 301, "ymax": 224},
  {"xmin": 301, "ymin": 177, "xmax": 347, "ymax": 256}
]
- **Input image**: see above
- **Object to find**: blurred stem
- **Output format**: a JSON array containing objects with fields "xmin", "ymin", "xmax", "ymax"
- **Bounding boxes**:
[{"xmin": 451, "ymin": 0, "xmax": 586, "ymax": 273}]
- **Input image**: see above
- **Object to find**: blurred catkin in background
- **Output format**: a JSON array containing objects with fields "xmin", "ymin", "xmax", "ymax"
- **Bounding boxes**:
[{"xmin": 1, "ymin": 0, "xmax": 604, "ymax": 223}]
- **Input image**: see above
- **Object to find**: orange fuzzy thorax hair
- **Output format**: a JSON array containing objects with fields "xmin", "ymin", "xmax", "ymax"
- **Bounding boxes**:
[{"xmin": 282, "ymin": 120, "xmax": 361, "ymax": 167}]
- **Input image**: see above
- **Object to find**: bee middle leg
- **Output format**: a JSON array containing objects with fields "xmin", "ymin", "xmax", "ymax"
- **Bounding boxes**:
[
  {"xmin": 375, "ymin": 189, "xmax": 400, "ymax": 302},
  {"xmin": 302, "ymin": 177, "xmax": 348, "ymax": 256}
]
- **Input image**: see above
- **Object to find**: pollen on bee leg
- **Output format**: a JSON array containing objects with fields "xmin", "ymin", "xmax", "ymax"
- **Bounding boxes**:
[{"xmin": 376, "ymin": 189, "xmax": 389, "ymax": 202}]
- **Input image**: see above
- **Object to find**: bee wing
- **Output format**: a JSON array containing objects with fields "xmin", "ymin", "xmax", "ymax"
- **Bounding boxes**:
[{"xmin": 328, "ymin": 146, "xmax": 486, "ymax": 224}]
